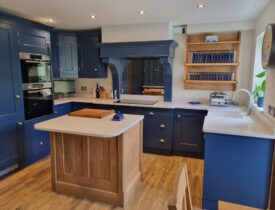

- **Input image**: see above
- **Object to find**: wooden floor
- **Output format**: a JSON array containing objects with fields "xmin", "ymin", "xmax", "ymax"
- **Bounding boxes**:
[
  {"xmin": 0, "ymin": 153, "xmax": 258, "ymax": 210},
  {"xmin": 0, "ymin": 153, "xmax": 204, "ymax": 210}
]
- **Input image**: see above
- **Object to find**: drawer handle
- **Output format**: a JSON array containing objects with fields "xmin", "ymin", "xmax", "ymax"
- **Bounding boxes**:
[
  {"xmin": 40, "ymin": 141, "xmax": 44, "ymax": 145},
  {"xmin": 177, "ymin": 114, "xmax": 181, "ymax": 118},
  {"xmin": 17, "ymin": 122, "xmax": 23, "ymax": 126},
  {"xmin": 149, "ymin": 112, "xmax": 154, "ymax": 116},
  {"xmin": 160, "ymin": 124, "xmax": 166, "ymax": 128},
  {"xmin": 54, "ymin": 111, "xmax": 58, "ymax": 114},
  {"xmin": 159, "ymin": 139, "xmax": 165, "ymax": 144},
  {"xmin": 15, "ymin": 95, "xmax": 21, "ymax": 99},
  {"xmin": 94, "ymin": 68, "xmax": 98, "ymax": 72}
]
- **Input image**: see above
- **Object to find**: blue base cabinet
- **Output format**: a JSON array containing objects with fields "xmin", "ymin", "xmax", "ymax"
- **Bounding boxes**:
[
  {"xmin": 21, "ymin": 115, "xmax": 56, "ymax": 167},
  {"xmin": 203, "ymin": 133, "xmax": 274, "ymax": 210},
  {"xmin": 54, "ymin": 102, "xmax": 72, "ymax": 116},
  {"xmin": 0, "ymin": 120, "xmax": 22, "ymax": 179},
  {"xmin": 173, "ymin": 109, "xmax": 207, "ymax": 158}
]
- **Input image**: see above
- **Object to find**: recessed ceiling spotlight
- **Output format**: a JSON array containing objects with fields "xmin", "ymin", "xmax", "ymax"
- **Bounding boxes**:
[
  {"xmin": 90, "ymin": 15, "xmax": 96, "ymax": 19},
  {"xmin": 196, "ymin": 3, "xmax": 205, "ymax": 8},
  {"xmin": 138, "ymin": 10, "xmax": 145, "ymax": 15},
  {"xmin": 48, "ymin": 18, "xmax": 53, "ymax": 23}
]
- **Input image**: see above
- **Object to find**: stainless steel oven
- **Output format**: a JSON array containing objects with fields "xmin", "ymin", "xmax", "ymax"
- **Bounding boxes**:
[{"xmin": 20, "ymin": 53, "xmax": 53, "ymax": 120}]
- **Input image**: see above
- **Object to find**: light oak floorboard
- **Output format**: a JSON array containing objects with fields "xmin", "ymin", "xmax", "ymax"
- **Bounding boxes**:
[{"xmin": 0, "ymin": 153, "xmax": 255, "ymax": 210}]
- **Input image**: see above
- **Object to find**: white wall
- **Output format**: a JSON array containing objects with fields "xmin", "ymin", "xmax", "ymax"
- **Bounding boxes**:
[
  {"xmin": 102, "ymin": 22, "xmax": 172, "ymax": 43},
  {"xmin": 254, "ymin": 0, "xmax": 275, "ymax": 122}
]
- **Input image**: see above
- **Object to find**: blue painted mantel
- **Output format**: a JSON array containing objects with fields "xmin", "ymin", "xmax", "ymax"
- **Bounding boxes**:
[{"xmin": 98, "ymin": 40, "xmax": 179, "ymax": 101}]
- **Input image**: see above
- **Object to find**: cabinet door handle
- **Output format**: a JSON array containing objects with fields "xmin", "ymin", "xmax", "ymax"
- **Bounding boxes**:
[
  {"xmin": 17, "ymin": 122, "xmax": 23, "ymax": 126},
  {"xmin": 149, "ymin": 112, "xmax": 154, "ymax": 116},
  {"xmin": 40, "ymin": 141, "xmax": 44, "ymax": 145},
  {"xmin": 15, "ymin": 95, "xmax": 21, "ymax": 99},
  {"xmin": 54, "ymin": 111, "xmax": 58, "ymax": 114},
  {"xmin": 177, "ymin": 114, "xmax": 181, "ymax": 118},
  {"xmin": 94, "ymin": 68, "xmax": 98, "ymax": 72},
  {"xmin": 160, "ymin": 124, "xmax": 166, "ymax": 128},
  {"xmin": 159, "ymin": 139, "xmax": 165, "ymax": 144}
]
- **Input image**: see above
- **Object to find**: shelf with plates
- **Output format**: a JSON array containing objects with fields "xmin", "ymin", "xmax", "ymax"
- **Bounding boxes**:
[
  {"xmin": 184, "ymin": 31, "xmax": 241, "ymax": 91},
  {"xmin": 185, "ymin": 63, "xmax": 239, "ymax": 67}
]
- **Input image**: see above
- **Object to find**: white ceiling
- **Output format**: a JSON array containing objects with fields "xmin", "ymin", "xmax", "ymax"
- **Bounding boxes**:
[{"xmin": 0, "ymin": 0, "xmax": 270, "ymax": 30}]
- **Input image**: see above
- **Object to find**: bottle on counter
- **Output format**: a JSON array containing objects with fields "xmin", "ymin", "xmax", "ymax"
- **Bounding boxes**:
[
  {"xmin": 96, "ymin": 83, "xmax": 100, "ymax": 99},
  {"xmin": 110, "ymin": 89, "xmax": 113, "ymax": 99},
  {"xmin": 113, "ymin": 89, "xmax": 117, "ymax": 100}
]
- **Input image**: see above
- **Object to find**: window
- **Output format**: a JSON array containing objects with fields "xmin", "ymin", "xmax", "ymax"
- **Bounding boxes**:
[{"xmin": 252, "ymin": 32, "xmax": 266, "ymax": 105}]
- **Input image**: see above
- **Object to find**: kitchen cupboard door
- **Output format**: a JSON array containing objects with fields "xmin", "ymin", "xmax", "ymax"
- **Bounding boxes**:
[
  {"xmin": 0, "ymin": 121, "xmax": 22, "ymax": 179},
  {"xmin": 58, "ymin": 33, "xmax": 78, "ymax": 78},
  {"xmin": 16, "ymin": 27, "xmax": 50, "ymax": 55},
  {"xmin": 50, "ymin": 31, "xmax": 60, "ymax": 78},
  {"xmin": 0, "ymin": 22, "xmax": 24, "ymax": 122},
  {"xmin": 77, "ymin": 32, "xmax": 107, "ymax": 78},
  {"xmin": 173, "ymin": 110, "xmax": 207, "ymax": 158},
  {"xmin": 21, "ymin": 115, "xmax": 54, "ymax": 167}
]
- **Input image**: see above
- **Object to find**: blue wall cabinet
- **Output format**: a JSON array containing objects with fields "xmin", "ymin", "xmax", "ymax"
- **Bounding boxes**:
[
  {"xmin": 203, "ymin": 133, "xmax": 274, "ymax": 210},
  {"xmin": 0, "ymin": 121, "xmax": 22, "ymax": 179},
  {"xmin": 50, "ymin": 31, "xmax": 60, "ymax": 78},
  {"xmin": 0, "ymin": 22, "xmax": 24, "ymax": 122},
  {"xmin": 16, "ymin": 27, "xmax": 50, "ymax": 55},
  {"xmin": 173, "ymin": 109, "xmax": 207, "ymax": 158},
  {"xmin": 58, "ymin": 33, "xmax": 78, "ymax": 78},
  {"xmin": 77, "ymin": 31, "xmax": 107, "ymax": 78}
]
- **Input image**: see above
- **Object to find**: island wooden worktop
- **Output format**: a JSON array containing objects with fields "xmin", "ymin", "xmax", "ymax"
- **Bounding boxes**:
[{"xmin": 35, "ymin": 114, "xmax": 144, "ymax": 207}]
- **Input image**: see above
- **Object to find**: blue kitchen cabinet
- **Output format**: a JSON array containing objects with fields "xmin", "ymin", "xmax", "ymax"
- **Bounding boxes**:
[
  {"xmin": 77, "ymin": 30, "xmax": 107, "ymax": 78},
  {"xmin": 58, "ymin": 33, "xmax": 78, "ymax": 78},
  {"xmin": 72, "ymin": 103, "xmax": 174, "ymax": 154},
  {"xmin": 203, "ymin": 133, "xmax": 274, "ymax": 210},
  {"xmin": 54, "ymin": 102, "xmax": 72, "ymax": 116},
  {"xmin": 16, "ymin": 26, "xmax": 50, "ymax": 55},
  {"xmin": 0, "ymin": 120, "xmax": 22, "ymax": 179},
  {"xmin": 50, "ymin": 31, "xmax": 60, "ymax": 78},
  {"xmin": 0, "ymin": 22, "xmax": 24, "ymax": 122},
  {"xmin": 173, "ymin": 109, "xmax": 207, "ymax": 158},
  {"xmin": 21, "ymin": 115, "xmax": 56, "ymax": 167},
  {"xmin": 142, "ymin": 109, "xmax": 173, "ymax": 155}
]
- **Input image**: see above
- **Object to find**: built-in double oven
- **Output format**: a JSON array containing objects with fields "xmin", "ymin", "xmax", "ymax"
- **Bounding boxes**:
[{"xmin": 20, "ymin": 53, "xmax": 53, "ymax": 120}]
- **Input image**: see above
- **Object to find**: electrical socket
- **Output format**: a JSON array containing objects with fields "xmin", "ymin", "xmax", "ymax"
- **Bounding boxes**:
[
  {"xmin": 81, "ymin": 86, "xmax": 87, "ymax": 92},
  {"xmin": 268, "ymin": 105, "xmax": 275, "ymax": 118}
]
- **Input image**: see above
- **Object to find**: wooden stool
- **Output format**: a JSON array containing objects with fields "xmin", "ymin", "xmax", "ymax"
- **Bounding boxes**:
[{"xmin": 168, "ymin": 163, "xmax": 193, "ymax": 210}]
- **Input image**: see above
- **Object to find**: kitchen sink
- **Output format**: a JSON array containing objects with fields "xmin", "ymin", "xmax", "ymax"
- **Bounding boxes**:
[
  {"xmin": 114, "ymin": 99, "xmax": 158, "ymax": 105},
  {"xmin": 207, "ymin": 110, "xmax": 243, "ymax": 118}
]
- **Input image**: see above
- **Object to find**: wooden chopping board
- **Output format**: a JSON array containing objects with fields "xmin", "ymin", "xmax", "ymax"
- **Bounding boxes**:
[{"xmin": 68, "ymin": 108, "xmax": 115, "ymax": 119}]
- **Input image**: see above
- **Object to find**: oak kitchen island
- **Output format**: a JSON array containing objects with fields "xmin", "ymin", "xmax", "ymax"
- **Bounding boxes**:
[{"xmin": 35, "ymin": 113, "xmax": 144, "ymax": 207}]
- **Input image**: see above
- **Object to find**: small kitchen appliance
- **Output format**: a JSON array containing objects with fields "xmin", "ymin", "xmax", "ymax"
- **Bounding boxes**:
[{"xmin": 209, "ymin": 92, "xmax": 229, "ymax": 107}]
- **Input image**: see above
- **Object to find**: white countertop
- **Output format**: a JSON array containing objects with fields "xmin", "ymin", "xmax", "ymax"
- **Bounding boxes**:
[
  {"xmin": 203, "ymin": 112, "xmax": 275, "ymax": 139},
  {"xmin": 35, "ymin": 114, "xmax": 144, "ymax": 138},
  {"xmin": 54, "ymin": 96, "xmax": 275, "ymax": 139}
]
